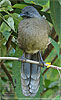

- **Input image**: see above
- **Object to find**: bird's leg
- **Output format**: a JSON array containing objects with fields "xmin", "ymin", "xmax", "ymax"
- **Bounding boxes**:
[
  {"xmin": 39, "ymin": 51, "xmax": 45, "ymax": 67},
  {"xmin": 18, "ymin": 53, "xmax": 26, "ymax": 62}
]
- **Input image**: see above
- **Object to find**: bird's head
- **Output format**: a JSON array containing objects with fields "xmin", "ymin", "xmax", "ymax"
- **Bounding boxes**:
[{"xmin": 19, "ymin": 6, "xmax": 41, "ymax": 18}]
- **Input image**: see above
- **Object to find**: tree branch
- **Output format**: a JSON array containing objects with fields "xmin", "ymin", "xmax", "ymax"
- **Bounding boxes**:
[
  {"xmin": 0, "ymin": 57, "xmax": 61, "ymax": 70},
  {"xmin": 42, "ymin": 35, "xmax": 58, "ymax": 60},
  {"xmin": 0, "ymin": 62, "xmax": 15, "ymax": 87}
]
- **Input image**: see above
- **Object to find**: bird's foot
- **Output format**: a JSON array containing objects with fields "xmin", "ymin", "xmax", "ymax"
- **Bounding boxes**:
[
  {"xmin": 18, "ymin": 54, "xmax": 26, "ymax": 62},
  {"xmin": 39, "ymin": 60, "xmax": 45, "ymax": 67}
]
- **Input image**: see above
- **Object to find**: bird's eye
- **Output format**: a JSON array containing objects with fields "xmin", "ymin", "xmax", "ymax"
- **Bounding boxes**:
[{"xmin": 25, "ymin": 11, "xmax": 29, "ymax": 14}]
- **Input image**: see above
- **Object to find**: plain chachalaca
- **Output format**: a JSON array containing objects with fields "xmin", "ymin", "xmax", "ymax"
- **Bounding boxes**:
[{"xmin": 18, "ymin": 6, "xmax": 51, "ymax": 97}]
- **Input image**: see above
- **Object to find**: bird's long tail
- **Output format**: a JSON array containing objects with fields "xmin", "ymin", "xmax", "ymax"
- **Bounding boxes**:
[{"xmin": 21, "ymin": 53, "xmax": 41, "ymax": 97}]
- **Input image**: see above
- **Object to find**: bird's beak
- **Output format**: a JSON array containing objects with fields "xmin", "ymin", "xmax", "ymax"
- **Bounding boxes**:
[{"xmin": 18, "ymin": 13, "xmax": 25, "ymax": 17}]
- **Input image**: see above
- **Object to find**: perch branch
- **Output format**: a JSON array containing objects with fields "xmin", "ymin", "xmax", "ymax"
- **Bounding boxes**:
[{"xmin": 0, "ymin": 57, "xmax": 61, "ymax": 70}]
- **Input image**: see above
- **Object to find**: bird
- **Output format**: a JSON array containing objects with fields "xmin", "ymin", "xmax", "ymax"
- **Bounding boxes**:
[{"xmin": 18, "ymin": 6, "xmax": 51, "ymax": 97}]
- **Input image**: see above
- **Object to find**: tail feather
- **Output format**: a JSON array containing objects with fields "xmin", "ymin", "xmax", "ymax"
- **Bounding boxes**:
[
  {"xmin": 21, "ymin": 54, "xmax": 31, "ymax": 79},
  {"xmin": 21, "ymin": 53, "xmax": 40, "ymax": 97}
]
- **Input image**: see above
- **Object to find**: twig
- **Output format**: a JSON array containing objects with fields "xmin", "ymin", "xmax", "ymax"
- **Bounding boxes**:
[
  {"xmin": 51, "ymin": 55, "xmax": 58, "ymax": 64},
  {"xmin": 0, "ymin": 62, "xmax": 15, "ymax": 87},
  {"xmin": 6, "ymin": 35, "xmax": 12, "ymax": 51},
  {"xmin": 0, "ymin": 57, "xmax": 61, "ymax": 70}
]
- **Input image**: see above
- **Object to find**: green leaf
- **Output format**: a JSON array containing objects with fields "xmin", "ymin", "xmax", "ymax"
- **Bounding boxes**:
[
  {"xmin": 7, "ymin": 17, "xmax": 15, "ymax": 31},
  {"xmin": 50, "ymin": 37, "xmax": 59, "ymax": 57},
  {"xmin": 13, "ymin": 4, "xmax": 27, "ymax": 9},
  {"xmin": 0, "ymin": 0, "xmax": 11, "ymax": 7},
  {"xmin": 12, "ymin": 47, "xmax": 23, "ymax": 99},
  {"xmin": 0, "ymin": 22, "xmax": 11, "ymax": 32},
  {"xmin": 6, "ymin": 5, "xmax": 13, "ymax": 11},
  {"xmin": 54, "ymin": 95, "xmax": 60, "ymax": 100},
  {"xmin": 45, "ymin": 79, "xmax": 51, "ymax": 88},
  {"xmin": 0, "ymin": 22, "xmax": 11, "ymax": 40},
  {"xmin": 50, "ymin": 1, "xmax": 61, "ymax": 35},
  {"xmin": 13, "ymin": 3, "xmax": 43, "ymax": 11},
  {"xmin": 12, "ymin": 13, "xmax": 22, "ymax": 31},
  {"xmin": 48, "ymin": 81, "xmax": 58, "ymax": 88},
  {"xmin": 24, "ymin": 0, "xmax": 48, "ymax": 5},
  {"xmin": 2, "ymin": 30, "xmax": 11, "ymax": 40},
  {"xmin": 58, "ymin": 0, "xmax": 61, "ymax": 5},
  {"xmin": 1, "ymin": 45, "xmax": 6, "ymax": 57}
]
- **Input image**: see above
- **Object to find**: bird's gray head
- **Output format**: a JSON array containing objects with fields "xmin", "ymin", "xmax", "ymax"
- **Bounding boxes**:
[{"xmin": 19, "ymin": 6, "xmax": 41, "ymax": 18}]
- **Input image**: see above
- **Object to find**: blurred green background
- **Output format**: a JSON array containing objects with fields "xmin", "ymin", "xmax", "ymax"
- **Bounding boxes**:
[{"xmin": 0, "ymin": 0, "xmax": 61, "ymax": 99}]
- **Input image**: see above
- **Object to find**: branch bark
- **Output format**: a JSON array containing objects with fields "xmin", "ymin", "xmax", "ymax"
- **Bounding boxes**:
[
  {"xmin": 0, "ymin": 62, "xmax": 14, "ymax": 87},
  {"xmin": 0, "ymin": 57, "xmax": 61, "ymax": 70}
]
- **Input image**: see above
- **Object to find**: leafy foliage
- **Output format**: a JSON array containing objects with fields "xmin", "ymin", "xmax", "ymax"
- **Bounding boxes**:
[
  {"xmin": 24, "ymin": 0, "xmax": 48, "ymax": 6},
  {"xmin": 50, "ymin": 0, "xmax": 61, "ymax": 44},
  {"xmin": 0, "ymin": 0, "xmax": 61, "ymax": 99},
  {"xmin": 50, "ymin": 37, "xmax": 59, "ymax": 57},
  {"xmin": 50, "ymin": 0, "xmax": 61, "ymax": 35},
  {"xmin": 12, "ymin": 47, "xmax": 23, "ymax": 99}
]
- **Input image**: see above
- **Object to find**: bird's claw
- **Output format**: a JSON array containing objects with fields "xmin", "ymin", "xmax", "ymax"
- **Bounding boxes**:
[
  {"xmin": 18, "ymin": 54, "xmax": 26, "ymax": 62},
  {"xmin": 39, "ymin": 60, "xmax": 45, "ymax": 67}
]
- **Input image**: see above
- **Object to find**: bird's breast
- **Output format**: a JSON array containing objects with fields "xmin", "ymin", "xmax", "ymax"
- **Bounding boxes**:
[{"xmin": 18, "ymin": 18, "xmax": 50, "ymax": 54}]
